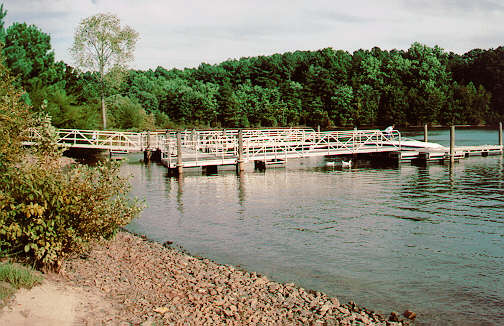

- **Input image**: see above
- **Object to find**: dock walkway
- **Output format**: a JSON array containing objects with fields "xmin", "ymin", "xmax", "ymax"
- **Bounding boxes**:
[{"xmin": 23, "ymin": 127, "xmax": 503, "ymax": 172}]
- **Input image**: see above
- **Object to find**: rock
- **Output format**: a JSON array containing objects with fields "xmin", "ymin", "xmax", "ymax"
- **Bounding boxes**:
[
  {"xmin": 319, "ymin": 304, "xmax": 331, "ymax": 315},
  {"xmin": 337, "ymin": 306, "xmax": 350, "ymax": 315},
  {"xmin": 331, "ymin": 297, "xmax": 340, "ymax": 307},
  {"xmin": 403, "ymin": 309, "xmax": 416, "ymax": 320},
  {"xmin": 389, "ymin": 311, "xmax": 400, "ymax": 322},
  {"xmin": 162, "ymin": 241, "xmax": 173, "ymax": 248},
  {"xmin": 59, "ymin": 231, "xmax": 413, "ymax": 325},
  {"xmin": 141, "ymin": 317, "xmax": 155, "ymax": 325},
  {"xmin": 153, "ymin": 306, "xmax": 169, "ymax": 314}
]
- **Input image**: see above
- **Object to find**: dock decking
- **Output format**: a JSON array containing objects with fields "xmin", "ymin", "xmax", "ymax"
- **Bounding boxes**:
[{"xmin": 23, "ymin": 127, "xmax": 503, "ymax": 171}]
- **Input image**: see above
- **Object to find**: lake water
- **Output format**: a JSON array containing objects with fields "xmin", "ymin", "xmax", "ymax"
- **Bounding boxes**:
[{"xmin": 123, "ymin": 128, "xmax": 504, "ymax": 326}]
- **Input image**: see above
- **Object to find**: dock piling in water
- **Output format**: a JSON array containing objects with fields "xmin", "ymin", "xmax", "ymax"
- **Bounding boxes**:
[
  {"xmin": 177, "ymin": 131, "xmax": 183, "ymax": 175},
  {"xmin": 499, "ymin": 122, "xmax": 503, "ymax": 149},
  {"xmin": 424, "ymin": 124, "xmax": 428, "ymax": 143},
  {"xmin": 237, "ymin": 129, "xmax": 245, "ymax": 172},
  {"xmin": 450, "ymin": 125, "xmax": 455, "ymax": 163}
]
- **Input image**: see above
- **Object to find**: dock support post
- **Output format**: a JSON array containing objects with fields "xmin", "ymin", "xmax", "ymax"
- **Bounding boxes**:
[
  {"xmin": 450, "ymin": 125, "xmax": 455, "ymax": 163},
  {"xmin": 146, "ymin": 130, "xmax": 151, "ymax": 151},
  {"xmin": 424, "ymin": 124, "xmax": 428, "ymax": 143},
  {"xmin": 177, "ymin": 131, "xmax": 183, "ymax": 175},
  {"xmin": 144, "ymin": 150, "xmax": 151, "ymax": 163},
  {"xmin": 499, "ymin": 122, "xmax": 503, "ymax": 151},
  {"xmin": 192, "ymin": 129, "xmax": 196, "ymax": 149},
  {"xmin": 237, "ymin": 129, "xmax": 245, "ymax": 172}
]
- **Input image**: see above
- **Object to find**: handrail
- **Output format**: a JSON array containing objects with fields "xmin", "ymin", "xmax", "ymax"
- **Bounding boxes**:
[{"xmin": 24, "ymin": 128, "xmax": 403, "ymax": 164}]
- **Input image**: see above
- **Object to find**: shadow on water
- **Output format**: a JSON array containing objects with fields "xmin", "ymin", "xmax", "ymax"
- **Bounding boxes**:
[{"xmin": 63, "ymin": 147, "xmax": 107, "ymax": 165}]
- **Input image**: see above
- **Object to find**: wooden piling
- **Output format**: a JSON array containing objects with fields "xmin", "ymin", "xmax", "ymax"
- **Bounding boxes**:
[
  {"xmin": 424, "ymin": 124, "xmax": 428, "ymax": 142},
  {"xmin": 450, "ymin": 125, "xmax": 455, "ymax": 163},
  {"xmin": 144, "ymin": 150, "xmax": 152, "ymax": 163},
  {"xmin": 499, "ymin": 122, "xmax": 503, "ymax": 148},
  {"xmin": 177, "ymin": 131, "xmax": 183, "ymax": 175},
  {"xmin": 237, "ymin": 129, "xmax": 245, "ymax": 172}
]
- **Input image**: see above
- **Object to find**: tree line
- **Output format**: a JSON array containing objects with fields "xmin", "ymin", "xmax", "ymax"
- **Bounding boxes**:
[{"xmin": 1, "ymin": 5, "xmax": 503, "ymax": 131}]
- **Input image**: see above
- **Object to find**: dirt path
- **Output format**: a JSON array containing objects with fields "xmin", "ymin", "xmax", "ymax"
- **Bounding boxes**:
[{"xmin": 0, "ymin": 274, "xmax": 116, "ymax": 325}]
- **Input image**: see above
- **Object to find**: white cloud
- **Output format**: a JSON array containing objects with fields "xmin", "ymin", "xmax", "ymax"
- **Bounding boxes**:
[{"xmin": 2, "ymin": 0, "xmax": 503, "ymax": 70}]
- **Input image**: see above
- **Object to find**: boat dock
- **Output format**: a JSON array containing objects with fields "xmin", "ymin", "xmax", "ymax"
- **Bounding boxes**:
[{"xmin": 23, "ymin": 125, "xmax": 503, "ymax": 174}]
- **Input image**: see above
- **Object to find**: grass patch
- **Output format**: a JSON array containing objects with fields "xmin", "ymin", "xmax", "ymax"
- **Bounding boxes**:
[{"xmin": 0, "ymin": 262, "xmax": 42, "ymax": 304}]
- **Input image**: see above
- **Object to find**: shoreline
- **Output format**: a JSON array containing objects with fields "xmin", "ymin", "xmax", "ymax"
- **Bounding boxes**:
[{"xmin": 56, "ymin": 230, "xmax": 412, "ymax": 325}]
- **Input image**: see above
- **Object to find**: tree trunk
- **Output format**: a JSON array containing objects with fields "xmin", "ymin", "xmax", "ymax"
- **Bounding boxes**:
[
  {"xmin": 100, "ymin": 65, "xmax": 106, "ymax": 129},
  {"xmin": 101, "ymin": 95, "xmax": 107, "ymax": 129}
]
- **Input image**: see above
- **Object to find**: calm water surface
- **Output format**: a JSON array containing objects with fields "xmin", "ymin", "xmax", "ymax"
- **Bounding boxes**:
[{"xmin": 124, "ymin": 128, "xmax": 504, "ymax": 326}]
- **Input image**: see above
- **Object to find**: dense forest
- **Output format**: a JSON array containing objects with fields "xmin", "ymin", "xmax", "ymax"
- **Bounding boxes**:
[{"xmin": 1, "ymin": 7, "xmax": 503, "ymax": 130}]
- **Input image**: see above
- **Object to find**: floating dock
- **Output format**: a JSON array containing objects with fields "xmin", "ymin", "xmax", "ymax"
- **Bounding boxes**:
[{"xmin": 23, "ymin": 126, "xmax": 503, "ymax": 174}]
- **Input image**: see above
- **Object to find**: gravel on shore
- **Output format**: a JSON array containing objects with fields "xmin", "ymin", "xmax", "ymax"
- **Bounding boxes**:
[{"xmin": 61, "ymin": 231, "xmax": 413, "ymax": 325}]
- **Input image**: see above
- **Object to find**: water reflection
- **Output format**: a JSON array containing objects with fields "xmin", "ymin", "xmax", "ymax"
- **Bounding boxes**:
[
  {"xmin": 176, "ymin": 176, "xmax": 184, "ymax": 214},
  {"xmin": 237, "ymin": 171, "xmax": 246, "ymax": 210}
]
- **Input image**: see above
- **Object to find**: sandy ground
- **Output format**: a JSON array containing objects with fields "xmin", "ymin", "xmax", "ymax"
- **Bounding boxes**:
[{"xmin": 0, "ymin": 275, "xmax": 116, "ymax": 326}]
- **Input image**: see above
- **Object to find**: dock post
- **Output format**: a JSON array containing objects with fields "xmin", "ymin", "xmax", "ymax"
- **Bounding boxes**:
[
  {"xmin": 450, "ymin": 125, "xmax": 455, "ymax": 163},
  {"xmin": 499, "ymin": 122, "xmax": 503, "ymax": 150},
  {"xmin": 143, "ymin": 150, "xmax": 151, "ymax": 163},
  {"xmin": 192, "ymin": 128, "xmax": 196, "ymax": 150},
  {"xmin": 177, "ymin": 131, "xmax": 183, "ymax": 175},
  {"xmin": 237, "ymin": 129, "xmax": 245, "ymax": 172},
  {"xmin": 424, "ymin": 124, "xmax": 428, "ymax": 142}
]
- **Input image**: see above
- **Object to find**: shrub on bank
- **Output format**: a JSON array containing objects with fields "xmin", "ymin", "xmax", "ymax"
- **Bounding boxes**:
[
  {"xmin": 0, "ymin": 54, "xmax": 143, "ymax": 270},
  {"xmin": 0, "ymin": 158, "xmax": 142, "ymax": 270}
]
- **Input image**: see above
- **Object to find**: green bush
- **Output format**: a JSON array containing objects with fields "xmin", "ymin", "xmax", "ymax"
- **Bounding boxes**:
[
  {"xmin": 0, "ymin": 53, "xmax": 143, "ymax": 271},
  {"xmin": 0, "ymin": 158, "xmax": 142, "ymax": 270}
]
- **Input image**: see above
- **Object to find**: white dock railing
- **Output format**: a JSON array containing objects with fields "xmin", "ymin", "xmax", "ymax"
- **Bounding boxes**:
[
  {"xmin": 24, "ymin": 127, "xmax": 404, "ymax": 167},
  {"xmin": 161, "ymin": 129, "xmax": 402, "ymax": 167}
]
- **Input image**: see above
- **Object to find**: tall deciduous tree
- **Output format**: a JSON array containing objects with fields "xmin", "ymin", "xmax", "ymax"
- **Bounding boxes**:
[{"xmin": 70, "ymin": 13, "xmax": 139, "ymax": 129}]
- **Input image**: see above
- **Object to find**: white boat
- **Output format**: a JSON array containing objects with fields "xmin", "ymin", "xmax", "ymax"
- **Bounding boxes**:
[{"xmin": 383, "ymin": 138, "xmax": 447, "ymax": 151}]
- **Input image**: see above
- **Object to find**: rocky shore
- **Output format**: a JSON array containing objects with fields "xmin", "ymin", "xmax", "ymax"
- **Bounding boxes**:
[{"xmin": 60, "ymin": 231, "xmax": 414, "ymax": 325}]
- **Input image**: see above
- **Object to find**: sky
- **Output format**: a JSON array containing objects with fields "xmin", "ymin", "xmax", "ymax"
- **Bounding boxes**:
[{"xmin": 2, "ymin": 0, "xmax": 503, "ymax": 70}]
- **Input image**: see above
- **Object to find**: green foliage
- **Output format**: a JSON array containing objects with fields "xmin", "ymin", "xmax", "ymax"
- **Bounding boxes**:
[
  {"xmin": 2, "ymin": 22, "xmax": 64, "ymax": 94},
  {"xmin": 1, "ymin": 2, "xmax": 501, "ymax": 129},
  {"xmin": 0, "ymin": 53, "xmax": 30, "ymax": 172},
  {"xmin": 106, "ymin": 94, "xmax": 157, "ymax": 130},
  {"xmin": 0, "ymin": 4, "xmax": 6, "ymax": 43},
  {"xmin": 29, "ymin": 85, "xmax": 100, "ymax": 129},
  {"xmin": 0, "ymin": 262, "xmax": 42, "ymax": 289},
  {"xmin": 0, "ymin": 158, "xmax": 142, "ymax": 269},
  {"xmin": 450, "ymin": 46, "xmax": 504, "ymax": 122},
  {"xmin": 0, "ymin": 50, "xmax": 143, "ymax": 270},
  {"xmin": 0, "ymin": 262, "xmax": 42, "ymax": 304}
]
